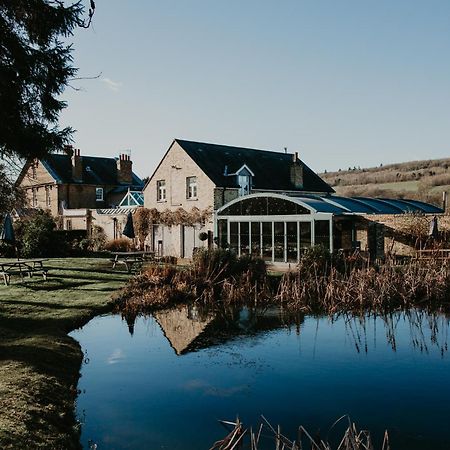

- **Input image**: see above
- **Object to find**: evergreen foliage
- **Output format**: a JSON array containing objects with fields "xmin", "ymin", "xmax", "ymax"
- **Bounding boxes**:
[{"xmin": 0, "ymin": 1, "xmax": 94, "ymax": 159}]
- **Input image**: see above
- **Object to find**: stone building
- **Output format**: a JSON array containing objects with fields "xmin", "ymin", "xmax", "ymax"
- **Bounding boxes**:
[
  {"xmin": 143, "ymin": 139, "xmax": 333, "ymax": 257},
  {"xmin": 144, "ymin": 139, "xmax": 443, "ymax": 262},
  {"xmin": 17, "ymin": 148, "xmax": 143, "ymax": 216}
]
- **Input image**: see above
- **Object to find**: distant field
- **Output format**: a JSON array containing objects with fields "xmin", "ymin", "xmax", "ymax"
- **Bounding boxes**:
[{"xmin": 320, "ymin": 157, "xmax": 450, "ymax": 206}]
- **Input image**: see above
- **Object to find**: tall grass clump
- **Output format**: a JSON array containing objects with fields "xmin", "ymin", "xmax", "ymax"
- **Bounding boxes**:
[
  {"xmin": 116, "ymin": 249, "xmax": 270, "ymax": 316},
  {"xmin": 277, "ymin": 251, "xmax": 450, "ymax": 313}
]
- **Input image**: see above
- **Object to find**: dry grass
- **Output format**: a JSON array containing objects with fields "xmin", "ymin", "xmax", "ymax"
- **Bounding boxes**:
[
  {"xmin": 118, "ymin": 249, "xmax": 450, "ymax": 318},
  {"xmin": 320, "ymin": 157, "xmax": 450, "ymax": 206},
  {"xmin": 210, "ymin": 416, "xmax": 390, "ymax": 450},
  {"xmin": 277, "ymin": 258, "xmax": 450, "ymax": 314},
  {"xmin": 116, "ymin": 249, "xmax": 271, "ymax": 316}
]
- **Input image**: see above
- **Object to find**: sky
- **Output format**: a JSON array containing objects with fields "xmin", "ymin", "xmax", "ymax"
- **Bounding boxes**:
[{"xmin": 59, "ymin": 0, "xmax": 450, "ymax": 178}]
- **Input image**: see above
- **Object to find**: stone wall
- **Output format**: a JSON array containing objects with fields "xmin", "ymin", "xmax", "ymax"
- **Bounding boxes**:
[
  {"xmin": 144, "ymin": 141, "xmax": 215, "ymax": 214},
  {"xmin": 213, "ymin": 187, "xmax": 240, "ymax": 210},
  {"xmin": 358, "ymin": 213, "xmax": 450, "ymax": 256}
]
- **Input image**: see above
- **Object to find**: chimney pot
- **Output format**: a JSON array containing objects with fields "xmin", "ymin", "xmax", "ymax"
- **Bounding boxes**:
[{"xmin": 117, "ymin": 152, "xmax": 133, "ymax": 184}]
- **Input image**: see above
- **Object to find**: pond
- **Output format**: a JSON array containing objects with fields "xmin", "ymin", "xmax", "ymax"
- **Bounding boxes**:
[{"xmin": 70, "ymin": 306, "xmax": 450, "ymax": 449}]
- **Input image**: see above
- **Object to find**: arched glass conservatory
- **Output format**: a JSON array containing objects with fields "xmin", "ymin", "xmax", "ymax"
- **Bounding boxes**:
[
  {"xmin": 215, "ymin": 193, "xmax": 336, "ymax": 263},
  {"xmin": 214, "ymin": 192, "xmax": 444, "ymax": 264}
]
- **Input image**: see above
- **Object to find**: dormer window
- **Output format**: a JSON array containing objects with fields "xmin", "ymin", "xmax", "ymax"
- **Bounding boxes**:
[
  {"xmin": 236, "ymin": 165, "xmax": 254, "ymax": 196},
  {"xmin": 96, "ymin": 187, "xmax": 104, "ymax": 202}
]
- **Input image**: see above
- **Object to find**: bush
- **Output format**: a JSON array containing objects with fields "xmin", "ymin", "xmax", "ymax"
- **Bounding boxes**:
[
  {"xmin": 104, "ymin": 238, "xmax": 135, "ymax": 252},
  {"xmin": 17, "ymin": 210, "xmax": 59, "ymax": 258},
  {"xmin": 87, "ymin": 225, "xmax": 107, "ymax": 252}
]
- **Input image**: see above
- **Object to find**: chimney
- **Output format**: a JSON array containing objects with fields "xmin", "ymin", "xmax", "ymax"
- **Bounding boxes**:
[
  {"xmin": 290, "ymin": 152, "xmax": 303, "ymax": 189},
  {"xmin": 64, "ymin": 144, "xmax": 74, "ymax": 157},
  {"xmin": 117, "ymin": 153, "xmax": 133, "ymax": 184},
  {"xmin": 71, "ymin": 148, "xmax": 83, "ymax": 182},
  {"xmin": 443, "ymin": 191, "xmax": 448, "ymax": 213}
]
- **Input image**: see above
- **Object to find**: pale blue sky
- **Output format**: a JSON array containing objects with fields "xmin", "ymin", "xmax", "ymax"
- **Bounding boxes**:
[{"xmin": 60, "ymin": 0, "xmax": 450, "ymax": 178}]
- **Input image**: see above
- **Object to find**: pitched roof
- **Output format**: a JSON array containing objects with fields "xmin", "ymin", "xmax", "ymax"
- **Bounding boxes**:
[
  {"xmin": 40, "ymin": 154, "xmax": 143, "ymax": 187},
  {"xmin": 175, "ymin": 139, "xmax": 334, "ymax": 193}
]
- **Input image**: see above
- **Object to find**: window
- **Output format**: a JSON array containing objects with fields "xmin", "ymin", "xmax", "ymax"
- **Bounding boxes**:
[
  {"xmin": 96, "ymin": 187, "xmax": 104, "ymax": 202},
  {"xmin": 218, "ymin": 196, "xmax": 310, "ymax": 216},
  {"xmin": 236, "ymin": 166, "xmax": 253, "ymax": 196},
  {"xmin": 238, "ymin": 175, "xmax": 250, "ymax": 196},
  {"xmin": 32, "ymin": 188, "xmax": 37, "ymax": 207},
  {"xmin": 66, "ymin": 219, "xmax": 72, "ymax": 230},
  {"xmin": 157, "ymin": 180, "xmax": 166, "ymax": 201},
  {"xmin": 186, "ymin": 176, "xmax": 197, "ymax": 199},
  {"xmin": 45, "ymin": 186, "xmax": 51, "ymax": 207},
  {"xmin": 315, "ymin": 220, "xmax": 330, "ymax": 250}
]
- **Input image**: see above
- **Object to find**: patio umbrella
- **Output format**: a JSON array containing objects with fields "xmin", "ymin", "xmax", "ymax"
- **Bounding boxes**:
[
  {"xmin": 429, "ymin": 216, "xmax": 439, "ymax": 239},
  {"xmin": 122, "ymin": 212, "xmax": 135, "ymax": 239},
  {"xmin": 0, "ymin": 213, "xmax": 18, "ymax": 259},
  {"xmin": 0, "ymin": 213, "xmax": 15, "ymax": 244}
]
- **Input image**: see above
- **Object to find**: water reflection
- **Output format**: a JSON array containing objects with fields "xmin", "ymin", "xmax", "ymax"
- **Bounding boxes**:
[
  {"xmin": 143, "ymin": 305, "xmax": 303, "ymax": 355},
  {"xmin": 73, "ymin": 307, "xmax": 450, "ymax": 450},
  {"xmin": 124, "ymin": 305, "xmax": 450, "ymax": 357},
  {"xmin": 342, "ymin": 310, "xmax": 450, "ymax": 356}
]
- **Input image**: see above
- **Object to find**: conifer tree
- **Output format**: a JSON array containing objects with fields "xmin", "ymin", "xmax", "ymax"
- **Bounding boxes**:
[{"xmin": 0, "ymin": 1, "xmax": 94, "ymax": 160}]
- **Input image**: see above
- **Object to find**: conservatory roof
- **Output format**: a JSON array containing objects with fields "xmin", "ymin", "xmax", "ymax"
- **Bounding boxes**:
[
  {"xmin": 217, "ymin": 192, "xmax": 443, "ymax": 216},
  {"xmin": 118, "ymin": 190, "xmax": 144, "ymax": 208}
]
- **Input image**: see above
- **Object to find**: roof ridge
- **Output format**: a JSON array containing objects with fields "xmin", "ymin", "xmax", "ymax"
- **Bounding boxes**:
[{"xmin": 175, "ymin": 138, "xmax": 293, "ymax": 156}]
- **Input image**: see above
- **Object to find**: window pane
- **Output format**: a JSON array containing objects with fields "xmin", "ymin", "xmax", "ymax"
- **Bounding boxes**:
[
  {"xmin": 262, "ymin": 222, "xmax": 272, "ymax": 261},
  {"xmin": 251, "ymin": 222, "xmax": 261, "ymax": 257},
  {"xmin": 186, "ymin": 176, "xmax": 197, "ymax": 199},
  {"xmin": 239, "ymin": 222, "xmax": 250, "ymax": 255},
  {"xmin": 274, "ymin": 222, "xmax": 285, "ymax": 262},
  {"xmin": 218, "ymin": 196, "xmax": 310, "ymax": 216},
  {"xmin": 157, "ymin": 180, "xmax": 166, "ymax": 201},
  {"xmin": 299, "ymin": 222, "xmax": 312, "ymax": 250},
  {"xmin": 287, "ymin": 222, "xmax": 298, "ymax": 263},
  {"xmin": 229, "ymin": 222, "xmax": 238, "ymax": 254},
  {"xmin": 218, "ymin": 219, "xmax": 228, "ymax": 248},
  {"xmin": 267, "ymin": 197, "xmax": 309, "ymax": 215},
  {"xmin": 315, "ymin": 220, "xmax": 330, "ymax": 250}
]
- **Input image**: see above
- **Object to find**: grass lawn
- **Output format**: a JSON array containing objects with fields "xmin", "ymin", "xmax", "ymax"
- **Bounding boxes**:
[{"xmin": 0, "ymin": 258, "xmax": 130, "ymax": 449}]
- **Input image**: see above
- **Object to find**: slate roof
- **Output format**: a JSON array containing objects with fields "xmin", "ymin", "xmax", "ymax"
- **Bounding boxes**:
[
  {"xmin": 175, "ymin": 139, "xmax": 334, "ymax": 194},
  {"xmin": 40, "ymin": 154, "xmax": 143, "ymax": 188}
]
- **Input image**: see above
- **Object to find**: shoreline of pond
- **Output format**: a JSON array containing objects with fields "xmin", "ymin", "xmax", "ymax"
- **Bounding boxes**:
[{"xmin": 0, "ymin": 258, "xmax": 129, "ymax": 449}]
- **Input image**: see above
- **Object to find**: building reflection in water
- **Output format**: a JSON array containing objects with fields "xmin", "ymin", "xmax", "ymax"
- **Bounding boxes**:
[{"xmin": 123, "ymin": 305, "xmax": 449, "ymax": 357}]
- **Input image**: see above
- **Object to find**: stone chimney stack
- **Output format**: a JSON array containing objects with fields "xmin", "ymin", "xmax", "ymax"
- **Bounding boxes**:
[
  {"xmin": 64, "ymin": 144, "xmax": 74, "ymax": 157},
  {"xmin": 290, "ymin": 152, "xmax": 303, "ymax": 189},
  {"xmin": 71, "ymin": 148, "xmax": 83, "ymax": 182},
  {"xmin": 117, "ymin": 153, "xmax": 133, "ymax": 184}
]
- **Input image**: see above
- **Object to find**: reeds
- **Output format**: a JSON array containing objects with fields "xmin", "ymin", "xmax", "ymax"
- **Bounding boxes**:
[
  {"xmin": 277, "ymin": 258, "xmax": 450, "ymax": 313},
  {"xmin": 210, "ymin": 416, "xmax": 390, "ymax": 450},
  {"xmin": 116, "ymin": 249, "xmax": 271, "ymax": 316},
  {"xmin": 117, "ymin": 249, "xmax": 450, "ymax": 317}
]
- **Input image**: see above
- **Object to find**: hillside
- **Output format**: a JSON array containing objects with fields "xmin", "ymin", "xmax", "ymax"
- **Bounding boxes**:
[{"xmin": 320, "ymin": 157, "xmax": 450, "ymax": 207}]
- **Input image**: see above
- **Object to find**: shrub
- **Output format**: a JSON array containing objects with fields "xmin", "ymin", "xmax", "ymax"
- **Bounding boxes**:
[
  {"xmin": 104, "ymin": 238, "xmax": 135, "ymax": 252},
  {"xmin": 17, "ymin": 210, "xmax": 59, "ymax": 258}
]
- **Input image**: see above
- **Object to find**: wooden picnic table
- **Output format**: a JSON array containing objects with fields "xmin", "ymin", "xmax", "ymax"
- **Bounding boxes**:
[
  {"xmin": 0, "ymin": 259, "xmax": 48, "ymax": 286},
  {"xmin": 110, "ymin": 251, "xmax": 154, "ymax": 273}
]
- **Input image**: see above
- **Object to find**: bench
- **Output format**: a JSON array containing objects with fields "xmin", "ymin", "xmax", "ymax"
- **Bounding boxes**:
[{"xmin": 0, "ymin": 259, "xmax": 49, "ymax": 286}]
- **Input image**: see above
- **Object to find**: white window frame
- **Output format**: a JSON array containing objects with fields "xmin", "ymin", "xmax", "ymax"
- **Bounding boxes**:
[
  {"xmin": 186, "ymin": 176, "xmax": 198, "ymax": 199},
  {"xmin": 157, "ymin": 180, "xmax": 166, "ymax": 202},
  {"xmin": 96, "ymin": 187, "xmax": 104, "ymax": 202}
]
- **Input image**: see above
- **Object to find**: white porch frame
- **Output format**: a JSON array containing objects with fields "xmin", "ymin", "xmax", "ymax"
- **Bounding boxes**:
[{"xmin": 214, "ymin": 192, "xmax": 334, "ymax": 263}]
